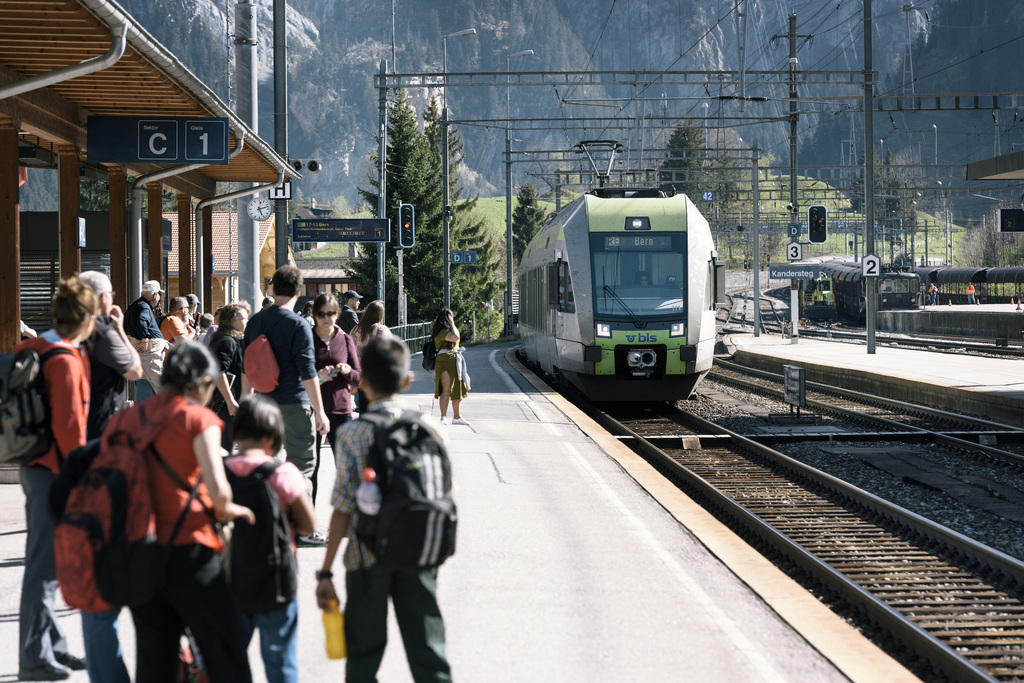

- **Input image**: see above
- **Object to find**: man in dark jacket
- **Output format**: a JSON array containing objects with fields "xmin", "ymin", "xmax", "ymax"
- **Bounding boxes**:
[
  {"xmin": 340, "ymin": 290, "xmax": 361, "ymax": 333},
  {"xmin": 78, "ymin": 270, "xmax": 143, "ymax": 683},
  {"xmin": 124, "ymin": 280, "xmax": 166, "ymax": 402}
]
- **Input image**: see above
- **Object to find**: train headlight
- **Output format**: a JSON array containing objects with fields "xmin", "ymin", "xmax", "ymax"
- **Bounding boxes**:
[
  {"xmin": 596, "ymin": 323, "xmax": 612, "ymax": 338},
  {"xmin": 626, "ymin": 349, "xmax": 657, "ymax": 369},
  {"xmin": 669, "ymin": 322, "xmax": 686, "ymax": 337}
]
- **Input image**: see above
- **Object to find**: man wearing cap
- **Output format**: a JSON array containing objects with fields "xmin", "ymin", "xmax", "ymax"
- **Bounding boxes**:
[
  {"xmin": 125, "ymin": 280, "xmax": 169, "ymax": 402},
  {"xmin": 340, "ymin": 290, "xmax": 361, "ymax": 333},
  {"xmin": 185, "ymin": 293, "xmax": 200, "ymax": 328}
]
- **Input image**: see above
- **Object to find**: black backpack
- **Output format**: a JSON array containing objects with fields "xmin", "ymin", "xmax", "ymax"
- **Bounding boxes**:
[
  {"xmin": 356, "ymin": 412, "xmax": 456, "ymax": 569},
  {"xmin": 0, "ymin": 347, "xmax": 72, "ymax": 464},
  {"xmin": 224, "ymin": 461, "xmax": 297, "ymax": 614},
  {"xmin": 421, "ymin": 338, "xmax": 437, "ymax": 372}
]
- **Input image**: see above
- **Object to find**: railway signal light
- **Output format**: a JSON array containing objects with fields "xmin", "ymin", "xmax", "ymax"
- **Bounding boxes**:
[
  {"xmin": 398, "ymin": 203, "xmax": 415, "ymax": 248},
  {"xmin": 808, "ymin": 205, "xmax": 827, "ymax": 243}
]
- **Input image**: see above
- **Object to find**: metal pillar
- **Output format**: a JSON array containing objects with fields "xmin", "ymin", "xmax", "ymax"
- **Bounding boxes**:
[
  {"xmin": 377, "ymin": 61, "xmax": 388, "ymax": 302},
  {"xmin": 235, "ymin": 0, "xmax": 259, "ymax": 306},
  {"xmin": 273, "ymin": 0, "xmax": 289, "ymax": 270},
  {"xmin": 864, "ymin": 0, "xmax": 877, "ymax": 354},
  {"xmin": 442, "ymin": 107, "xmax": 451, "ymax": 309},
  {"xmin": 752, "ymin": 139, "xmax": 761, "ymax": 337},
  {"xmin": 505, "ymin": 134, "xmax": 513, "ymax": 335}
]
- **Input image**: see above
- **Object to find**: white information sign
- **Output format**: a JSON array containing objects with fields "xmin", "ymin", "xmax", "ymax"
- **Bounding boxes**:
[
  {"xmin": 787, "ymin": 242, "xmax": 802, "ymax": 261},
  {"xmin": 862, "ymin": 254, "xmax": 881, "ymax": 277}
]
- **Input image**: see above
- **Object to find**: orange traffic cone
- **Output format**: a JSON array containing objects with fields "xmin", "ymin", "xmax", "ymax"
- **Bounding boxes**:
[
  {"xmin": 1017, "ymin": 301, "xmax": 1021, "ymax": 311},
  {"xmin": 948, "ymin": 298, "xmax": 952, "ymax": 306}
]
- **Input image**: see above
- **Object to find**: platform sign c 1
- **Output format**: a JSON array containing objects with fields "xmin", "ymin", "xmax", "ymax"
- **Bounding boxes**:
[{"xmin": 862, "ymin": 254, "xmax": 881, "ymax": 277}]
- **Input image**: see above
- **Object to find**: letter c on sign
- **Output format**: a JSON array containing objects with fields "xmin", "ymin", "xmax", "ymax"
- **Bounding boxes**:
[{"xmin": 149, "ymin": 133, "xmax": 167, "ymax": 156}]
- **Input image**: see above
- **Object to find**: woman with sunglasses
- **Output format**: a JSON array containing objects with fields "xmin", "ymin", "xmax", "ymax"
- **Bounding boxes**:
[{"xmin": 311, "ymin": 293, "xmax": 361, "ymax": 503}]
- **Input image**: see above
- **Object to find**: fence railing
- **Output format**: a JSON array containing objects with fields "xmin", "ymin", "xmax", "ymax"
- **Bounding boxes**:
[{"xmin": 392, "ymin": 321, "xmax": 433, "ymax": 354}]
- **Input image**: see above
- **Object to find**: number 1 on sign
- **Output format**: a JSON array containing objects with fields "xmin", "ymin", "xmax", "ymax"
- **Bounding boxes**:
[{"xmin": 787, "ymin": 242, "xmax": 802, "ymax": 261}]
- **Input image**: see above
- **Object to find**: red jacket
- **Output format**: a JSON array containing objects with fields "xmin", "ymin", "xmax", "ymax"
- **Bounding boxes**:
[{"xmin": 15, "ymin": 330, "xmax": 91, "ymax": 474}]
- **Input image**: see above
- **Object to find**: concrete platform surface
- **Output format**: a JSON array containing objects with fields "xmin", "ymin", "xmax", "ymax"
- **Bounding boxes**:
[
  {"xmin": 0, "ymin": 341, "xmax": 917, "ymax": 682},
  {"xmin": 727, "ymin": 332, "xmax": 1024, "ymax": 424}
]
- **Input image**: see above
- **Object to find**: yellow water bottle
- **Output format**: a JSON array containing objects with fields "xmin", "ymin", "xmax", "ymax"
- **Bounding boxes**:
[{"xmin": 322, "ymin": 599, "xmax": 346, "ymax": 660}]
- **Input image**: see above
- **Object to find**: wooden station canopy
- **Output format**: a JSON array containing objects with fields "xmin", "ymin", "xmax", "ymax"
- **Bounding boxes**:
[{"xmin": 0, "ymin": 0, "xmax": 299, "ymax": 351}]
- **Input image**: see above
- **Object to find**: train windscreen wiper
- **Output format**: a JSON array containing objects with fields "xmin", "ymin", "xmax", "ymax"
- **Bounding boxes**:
[{"xmin": 602, "ymin": 285, "xmax": 646, "ymax": 328}]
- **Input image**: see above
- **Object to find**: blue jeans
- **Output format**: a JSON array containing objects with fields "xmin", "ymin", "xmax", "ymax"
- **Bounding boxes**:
[
  {"xmin": 134, "ymin": 378, "xmax": 156, "ymax": 403},
  {"xmin": 82, "ymin": 609, "xmax": 130, "ymax": 683},
  {"xmin": 240, "ymin": 600, "xmax": 299, "ymax": 683}
]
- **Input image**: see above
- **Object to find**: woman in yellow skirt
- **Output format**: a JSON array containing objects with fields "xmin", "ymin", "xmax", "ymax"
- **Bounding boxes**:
[{"xmin": 430, "ymin": 307, "xmax": 470, "ymax": 425}]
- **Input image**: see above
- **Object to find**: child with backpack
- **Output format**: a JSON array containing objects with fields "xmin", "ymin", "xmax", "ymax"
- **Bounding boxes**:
[
  {"xmin": 315, "ymin": 336, "xmax": 455, "ymax": 682},
  {"xmin": 224, "ymin": 395, "xmax": 315, "ymax": 683}
]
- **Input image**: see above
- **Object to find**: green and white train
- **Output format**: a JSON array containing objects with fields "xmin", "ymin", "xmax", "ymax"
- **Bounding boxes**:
[{"xmin": 517, "ymin": 188, "xmax": 726, "ymax": 402}]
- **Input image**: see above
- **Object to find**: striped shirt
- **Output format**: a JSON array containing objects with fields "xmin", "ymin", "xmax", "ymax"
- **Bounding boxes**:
[{"xmin": 331, "ymin": 397, "xmax": 405, "ymax": 570}]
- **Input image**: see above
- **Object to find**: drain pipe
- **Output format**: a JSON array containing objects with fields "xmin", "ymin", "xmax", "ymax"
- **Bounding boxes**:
[
  {"xmin": 128, "ymin": 133, "xmax": 246, "ymax": 300},
  {"xmin": 0, "ymin": 21, "xmax": 126, "ymax": 100},
  {"xmin": 195, "ymin": 167, "xmax": 286, "ymax": 311}
]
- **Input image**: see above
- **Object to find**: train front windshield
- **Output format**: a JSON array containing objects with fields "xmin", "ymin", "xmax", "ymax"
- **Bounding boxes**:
[{"xmin": 590, "ymin": 232, "xmax": 687, "ymax": 318}]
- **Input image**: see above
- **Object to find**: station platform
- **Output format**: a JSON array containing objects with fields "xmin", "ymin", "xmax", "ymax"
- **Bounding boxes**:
[
  {"xmin": 0, "ymin": 342, "xmax": 918, "ymax": 682},
  {"xmin": 724, "ymin": 333, "xmax": 1024, "ymax": 425}
]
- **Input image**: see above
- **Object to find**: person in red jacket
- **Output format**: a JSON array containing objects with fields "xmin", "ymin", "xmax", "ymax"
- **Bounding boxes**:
[{"xmin": 15, "ymin": 275, "xmax": 97, "ymax": 681}]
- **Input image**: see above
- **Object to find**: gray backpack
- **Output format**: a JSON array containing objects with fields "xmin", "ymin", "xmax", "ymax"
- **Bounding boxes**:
[{"xmin": 0, "ymin": 347, "xmax": 72, "ymax": 463}]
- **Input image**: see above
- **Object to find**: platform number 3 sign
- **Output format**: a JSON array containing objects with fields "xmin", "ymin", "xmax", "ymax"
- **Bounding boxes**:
[{"xmin": 862, "ymin": 254, "xmax": 881, "ymax": 277}]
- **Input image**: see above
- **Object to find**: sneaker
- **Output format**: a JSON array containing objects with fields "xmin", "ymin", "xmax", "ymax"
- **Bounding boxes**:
[
  {"xmin": 297, "ymin": 531, "xmax": 328, "ymax": 547},
  {"xmin": 53, "ymin": 653, "xmax": 85, "ymax": 672},
  {"xmin": 452, "ymin": 417, "xmax": 471, "ymax": 426},
  {"xmin": 17, "ymin": 662, "xmax": 70, "ymax": 681},
  {"xmin": 439, "ymin": 416, "xmax": 448, "ymax": 424}
]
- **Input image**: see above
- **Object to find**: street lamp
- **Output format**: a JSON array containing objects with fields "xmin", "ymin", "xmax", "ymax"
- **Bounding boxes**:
[
  {"xmin": 441, "ymin": 27, "xmax": 475, "ymax": 309},
  {"xmin": 506, "ymin": 49, "xmax": 533, "ymax": 335},
  {"xmin": 442, "ymin": 28, "xmax": 476, "ymax": 112}
]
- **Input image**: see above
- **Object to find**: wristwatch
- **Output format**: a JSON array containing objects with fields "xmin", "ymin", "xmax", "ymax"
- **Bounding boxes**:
[{"xmin": 316, "ymin": 569, "xmax": 334, "ymax": 581}]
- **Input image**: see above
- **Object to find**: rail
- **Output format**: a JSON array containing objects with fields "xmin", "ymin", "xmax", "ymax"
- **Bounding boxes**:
[{"xmin": 391, "ymin": 321, "xmax": 433, "ymax": 354}]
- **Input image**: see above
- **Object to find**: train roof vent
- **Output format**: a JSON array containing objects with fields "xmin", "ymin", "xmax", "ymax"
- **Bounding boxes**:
[{"xmin": 589, "ymin": 187, "xmax": 666, "ymax": 199}]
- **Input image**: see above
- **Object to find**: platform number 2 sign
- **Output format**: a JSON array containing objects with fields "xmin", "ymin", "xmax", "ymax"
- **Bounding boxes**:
[{"xmin": 862, "ymin": 254, "xmax": 881, "ymax": 277}]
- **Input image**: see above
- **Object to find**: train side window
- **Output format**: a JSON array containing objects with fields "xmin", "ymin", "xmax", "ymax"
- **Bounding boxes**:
[
  {"xmin": 705, "ymin": 262, "xmax": 714, "ymax": 310},
  {"xmin": 548, "ymin": 260, "xmax": 576, "ymax": 313}
]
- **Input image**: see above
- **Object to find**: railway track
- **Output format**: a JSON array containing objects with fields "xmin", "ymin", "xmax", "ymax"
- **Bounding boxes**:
[
  {"xmin": 722, "ymin": 290, "xmax": 1024, "ymax": 358},
  {"xmin": 708, "ymin": 359, "xmax": 1024, "ymax": 467},
  {"xmin": 588, "ymin": 403, "xmax": 1024, "ymax": 682}
]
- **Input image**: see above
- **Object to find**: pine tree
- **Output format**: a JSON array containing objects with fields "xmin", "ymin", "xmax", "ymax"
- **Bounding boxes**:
[
  {"xmin": 512, "ymin": 183, "xmax": 549, "ymax": 267},
  {"xmin": 423, "ymin": 96, "xmax": 502, "ymax": 330},
  {"xmin": 354, "ymin": 89, "xmax": 444, "ymax": 324}
]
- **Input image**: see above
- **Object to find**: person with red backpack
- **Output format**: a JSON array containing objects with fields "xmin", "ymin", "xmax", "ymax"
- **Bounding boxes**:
[
  {"xmin": 128, "ymin": 341, "xmax": 255, "ymax": 683},
  {"xmin": 242, "ymin": 266, "xmax": 329, "ymax": 546},
  {"xmin": 16, "ymin": 276, "xmax": 96, "ymax": 681}
]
